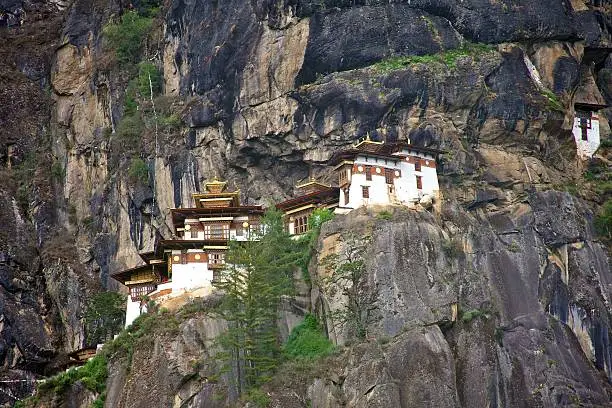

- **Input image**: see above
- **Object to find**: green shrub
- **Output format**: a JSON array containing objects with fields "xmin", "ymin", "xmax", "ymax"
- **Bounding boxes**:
[
  {"xmin": 243, "ymin": 388, "xmax": 271, "ymax": 408},
  {"xmin": 124, "ymin": 80, "xmax": 139, "ymax": 115},
  {"xmin": 376, "ymin": 210, "xmax": 393, "ymax": 220},
  {"xmin": 158, "ymin": 114, "xmax": 182, "ymax": 131},
  {"xmin": 461, "ymin": 309, "xmax": 490, "ymax": 323},
  {"xmin": 128, "ymin": 157, "xmax": 149, "ymax": 184},
  {"xmin": 595, "ymin": 200, "xmax": 612, "ymax": 239},
  {"xmin": 308, "ymin": 208, "xmax": 335, "ymax": 230},
  {"xmin": 51, "ymin": 160, "xmax": 65, "ymax": 181},
  {"xmin": 115, "ymin": 114, "xmax": 144, "ymax": 149},
  {"xmin": 540, "ymin": 88, "xmax": 564, "ymax": 112},
  {"xmin": 136, "ymin": 0, "xmax": 161, "ymax": 17},
  {"xmin": 91, "ymin": 393, "xmax": 106, "ymax": 408},
  {"xmin": 37, "ymin": 354, "xmax": 108, "ymax": 396},
  {"xmin": 103, "ymin": 11, "xmax": 154, "ymax": 65},
  {"xmin": 137, "ymin": 62, "xmax": 162, "ymax": 98},
  {"xmin": 373, "ymin": 42, "xmax": 495, "ymax": 73},
  {"xmin": 284, "ymin": 314, "xmax": 334, "ymax": 360}
]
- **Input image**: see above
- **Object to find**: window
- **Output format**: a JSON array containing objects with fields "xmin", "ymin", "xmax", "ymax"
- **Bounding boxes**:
[
  {"xmin": 362, "ymin": 186, "xmax": 369, "ymax": 198},
  {"xmin": 294, "ymin": 215, "xmax": 309, "ymax": 234},
  {"xmin": 209, "ymin": 252, "xmax": 225, "ymax": 268},
  {"xmin": 235, "ymin": 225, "xmax": 243, "ymax": 236},
  {"xmin": 339, "ymin": 168, "xmax": 348, "ymax": 185},
  {"xmin": 416, "ymin": 175, "xmax": 422, "ymax": 190},
  {"xmin": 205, "ymin": 224, "xmax": 229, "ymax": 240},
  {"xmin": 343, "ymin": 188, "xmax": 349, "ymax": 205},
  {"xmin": 577, "ymin": 111, "xmax": 592, "ymax": 141},
  {"xmin": 414, "ymin": 160, "xmax": 421, "ymax": 172},
  {"xmin": 385, "ymin": 168, "xmax": 394, "ymax": 184},
  {"xmin": 130, "ymin": 283, "xmax": 156, "ymax": 301},
  {"xmin": 190, "ymin": 228, "xmax": 198, "ymax": 239},
  {"xmin": 365, "ymin": 166, "xmax": 372, "ymax": 181}
]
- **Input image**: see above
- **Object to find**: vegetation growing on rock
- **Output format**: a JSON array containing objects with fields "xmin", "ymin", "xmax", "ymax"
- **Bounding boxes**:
[
  {"xmin": 212, "ymin": 209, "xmax": 304, "ymax": 392},
  {"xmin": 372, "ymin": 42, "xmax": 496, "ymax": 73},
  {"xmin": 84, "ymin": 292, "xmax": 126, "ymax": 345}
]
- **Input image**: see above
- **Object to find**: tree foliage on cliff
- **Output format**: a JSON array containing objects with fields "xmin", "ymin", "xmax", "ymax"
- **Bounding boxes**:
[
  {"xmin": 103, "ymin": 11, "xmax": 153, "ymax": 65},
  {"xmin": 213, "ymin": 209, "xmax": 302, "ymax": 393},
  {"xmin": 595, "ymin": 199, "xmax": 612, "ymax": 239},
  {"xmin": 85, "ymin": 292, "xmax": 126, "ymax": 345}
]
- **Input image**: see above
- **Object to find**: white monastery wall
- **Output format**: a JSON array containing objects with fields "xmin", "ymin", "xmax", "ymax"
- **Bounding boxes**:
[
  {"xmin": 573, "ymin": 115, "xmax": 601, "ymax": 158},
  {"xmin": 125, "ymin": 296, "xmax": 144, "ymax": 328},
  {"xmin": 171, "ymin": 262, "xmax": 213, "ymax": 292},
  {"xmin": 343, "ymin": 152, "xmax": 439, "ymax": 210}
]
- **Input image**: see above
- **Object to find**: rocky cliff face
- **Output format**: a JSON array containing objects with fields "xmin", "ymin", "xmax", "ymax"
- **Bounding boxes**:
[{"xmin": 0, "ymin": 0, "xmax": 611, "ymax": 405}]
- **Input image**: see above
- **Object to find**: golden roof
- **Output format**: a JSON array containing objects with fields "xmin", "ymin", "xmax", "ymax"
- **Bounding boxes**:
[
  {"xmin": 352, "ymin": 132, "xmax": 384, "ymax": 149},
  {"xmin": 296, "ymin": 176, "xmax": 332, "ymax": 190},
  {"xmin": 205, "ymin": 177, "xmax": 228, "ymax": 194}
]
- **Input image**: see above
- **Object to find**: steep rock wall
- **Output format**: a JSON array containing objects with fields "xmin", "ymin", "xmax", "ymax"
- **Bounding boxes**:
[{"xmin": 0, "ymin": 0, "xmax": 611, "ymax": 404}]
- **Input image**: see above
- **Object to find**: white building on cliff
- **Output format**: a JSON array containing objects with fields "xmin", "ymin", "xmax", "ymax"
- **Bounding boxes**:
[
  {"xmin": 572, "ymin": 67, "xmax": 608, "ymax": 159},
  {"xmin": 329, "ymin": 137, "xmax": 440, "ymax": 211},
  {"xmin": 112, "ymin": 178, "xmax": 264, "ymax": 328}
]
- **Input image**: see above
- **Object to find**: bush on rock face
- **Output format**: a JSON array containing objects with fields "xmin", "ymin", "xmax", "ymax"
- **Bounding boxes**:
[
  {"xmin": 103, "ymin": 11, "xmax": 153, "ymax": 65},
  {"xmin": 284, "ymin": 314, "xmax": 334, "ymax": 360},
  {"xmin": 595, "ymin": 199, "xmax": 612, "ymax": 239}
]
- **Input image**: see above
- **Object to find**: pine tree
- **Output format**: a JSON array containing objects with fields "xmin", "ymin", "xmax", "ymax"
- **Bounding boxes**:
[
  {"xmin": 213, "ymin": 208, "xmax": 301, "ymax": 394},
  {"xmin": 84, "ymin": 292, "xmax": 126, "ymax": 345}
]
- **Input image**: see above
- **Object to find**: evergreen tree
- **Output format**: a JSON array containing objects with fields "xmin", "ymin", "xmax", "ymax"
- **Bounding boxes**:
[
  {"xmin": 84, "ymin": 292, "xmax": 126, "ymax": 345},
  {"xmin": 213, "ymin": 208, "xmax": 301, "ymax": 394}
]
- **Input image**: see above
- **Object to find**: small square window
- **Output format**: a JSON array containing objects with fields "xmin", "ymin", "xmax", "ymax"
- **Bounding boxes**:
[
  {"xmin": 190, "ymin": 229, "xmax": 198, "ymax": 239},
  {"xmin": 362, "ymin": 186, "xmax": 370, "ymax": 198}
]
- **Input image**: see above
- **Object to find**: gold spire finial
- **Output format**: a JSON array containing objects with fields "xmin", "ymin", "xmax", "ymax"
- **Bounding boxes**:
[{"xmin": 205, "ymin": 176, "xmax": 227, "ymax": 193}]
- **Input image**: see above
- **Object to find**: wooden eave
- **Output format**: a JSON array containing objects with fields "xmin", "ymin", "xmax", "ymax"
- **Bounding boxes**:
[
  {"xmin": 138, "ymin": 251, "xmax": 158, "ymax": 264},
  {"xmin": 276, "ymin": 188, "xmax": 340, "ymax": 211},
  {"xmin": 328, "ymin": 142, "xmax": 443, "ymax": 165},
  {"xmin": 111, "ymin": 264, "xmax": 164, "ymax": 284},
  {"xmin": 575, "ymin": 102, "xmax": 608, "ymax": 111},
  {"xmin": 171, "ymin": 206, "xmax": 264, "ymax": 227},
  {"xmin": 295, "ymin": 180, "xmax": 333, "ymax": 190},
  {"xmin": 67, "ymin": 347, "xmax": 97, "ymax": 361}
]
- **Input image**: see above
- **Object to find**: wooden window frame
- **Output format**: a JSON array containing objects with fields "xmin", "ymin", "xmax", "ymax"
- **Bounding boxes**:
[
  {"xmin": 385, "ymin": 168, "xmax": 393, "ymax": 185},
  {"xmin": 365, "ymin": 166, "xmax": 372, "ymax": 181},
  {"xmin": 416, "ymin": 175, "xmax": 423, "ymax": 190},
  {"xmin": 362, "ymin": 186, "xmax": 370, "ymax": 198},
  {"xmin": 204, "ymin": 223, "xmax": 230, "ymax": 240},
  {"xmin": 414, "ymin": 160, "xmax": 421, "ymax": 172}
]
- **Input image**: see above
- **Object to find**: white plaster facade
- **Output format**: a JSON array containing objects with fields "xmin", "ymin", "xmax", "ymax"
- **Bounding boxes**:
[
  {"xmin": 125, "ymin": 297, "xmax": 146, "ymax": 328},
  {"xmin": 573, "ymin": 110, "xmax": 601, "ymax": 158},
  {"xmin": 337, "ymin": 149, "xmax": 439, "ymax": 210},
  {"xmin": 169, "ymin": 249, "xmax": 215, "ymax": 292}
]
